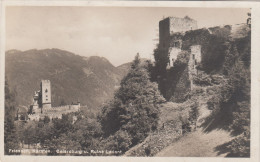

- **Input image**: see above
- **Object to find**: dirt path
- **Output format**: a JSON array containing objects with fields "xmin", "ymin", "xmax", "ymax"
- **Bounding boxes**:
[{"xmin": 156, "ymin": 128, "xmax": 233, "ymax": 157}]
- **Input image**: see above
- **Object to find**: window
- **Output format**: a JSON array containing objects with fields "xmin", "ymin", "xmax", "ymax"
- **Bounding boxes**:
[
  {"xmin": 46, "ymin": 95, "xmax": 48, "ymax": 98},
  {"xmin": 45, "ymin": 89, "xmax": 48, "ymax": 93}
]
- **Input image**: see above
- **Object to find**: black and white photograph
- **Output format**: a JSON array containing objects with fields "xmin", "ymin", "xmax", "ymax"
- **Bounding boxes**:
[{"xmin": 1, "ymin": 1, "xmax": 259, "ymax": 161}]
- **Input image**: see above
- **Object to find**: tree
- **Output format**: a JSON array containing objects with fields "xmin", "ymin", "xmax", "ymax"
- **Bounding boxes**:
[
  {"xmin": 228, "ymin": 127, "xmax": 250, "ymax": 157},
  {"xmin": 43, "ymin": 116, "xmax": 51, "ymax": 124},
  {"xmin": 226, "ymin": 60, "xmax": 250, "ymax": 157},
  {"xmin": 73, "ymin": 117, "xmax": 102, "ymax": 150},
  {"xmin": 4, "ymin": 78, "xmax": 20, "ymax": 154},
  {"xmin": 101, "ymin": 130, "xmax": 132, "ymax": 154},
  {"xmin": 38, "ymin": 122, "xmax": 55, "ymax": 145},
  {"xmin": 22, "ymin": 121, "xmax": 39, "ymax": 148},
  {"xmin": 54, "ymin": 114, "xmax": 73, "ymax": 136},
  {"xmin": 218, "ymin": 41, "xmax": 250, "ymax": 157},
  {"xmin": 100, "ymin": 54, "xmax": 165, "ymax": 147}
]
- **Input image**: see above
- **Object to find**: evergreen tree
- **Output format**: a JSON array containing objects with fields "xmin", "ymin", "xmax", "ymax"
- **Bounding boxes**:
[{"xmin": 100, "ymin": 54, "xmax": 165, "ymax": 147}]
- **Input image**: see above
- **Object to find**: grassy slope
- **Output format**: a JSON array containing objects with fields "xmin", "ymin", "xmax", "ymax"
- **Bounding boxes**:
[
  {"xmin": 125, "ymin": 84, "xmax": 234, "ymax": 157},
  {"xmin": 156, "ymin": 128, "xmax": 233, "ymax": 157}
]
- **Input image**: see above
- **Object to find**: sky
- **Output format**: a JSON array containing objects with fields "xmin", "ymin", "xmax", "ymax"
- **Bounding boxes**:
[{"xmin": 6, "ymin": 7, "xmax": 250, "ymax": 66}]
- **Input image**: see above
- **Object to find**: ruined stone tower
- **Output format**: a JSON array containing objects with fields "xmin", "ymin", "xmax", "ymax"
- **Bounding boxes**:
[
  {"xmin": 159, "ymin": 16, "xmax": 198, "ymax": 68},
  {"xmin": 40, "ymin": 80, "xmax": 51, "ymax": 109},
  {"xmin": 159, "ymin": 16, "xmax": 198, "ymax": 50}
]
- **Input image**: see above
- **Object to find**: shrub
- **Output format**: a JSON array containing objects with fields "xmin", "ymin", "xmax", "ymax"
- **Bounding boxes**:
[
  {"xmin": 193, "ymin": 72, "xmax": 212, "ymax": 86},
  {"xmin": 101, "ymin": 130, "xmax": 132, "ymax": 154},
  {"xmin": 145, "ymin": 145, "xmax": 152, "ymax": 156}
]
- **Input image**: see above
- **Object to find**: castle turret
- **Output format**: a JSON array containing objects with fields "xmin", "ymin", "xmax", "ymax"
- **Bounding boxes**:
[{"xmin": 32, "ymin": 91, "xmax": 39, "ymax": 113}]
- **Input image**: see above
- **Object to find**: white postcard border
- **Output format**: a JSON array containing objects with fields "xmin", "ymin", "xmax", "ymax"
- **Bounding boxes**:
[{"xmin": 0, "ymin": 1, "xmax": 259, "ymax": 162}]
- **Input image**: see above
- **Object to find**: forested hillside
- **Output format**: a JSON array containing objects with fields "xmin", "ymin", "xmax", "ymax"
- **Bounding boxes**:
[{"xmin": 5, "ymin": 49, "xmax": 129, "ymax": 110}]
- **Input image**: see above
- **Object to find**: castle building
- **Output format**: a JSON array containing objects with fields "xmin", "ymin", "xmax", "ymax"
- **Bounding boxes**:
[
  {"xmin": 32, "ymin": 80, "xmax": 51, "ymax": 113},
  {"xmin": 27, "ymin": 80, "xmax": 80, "ymax": 121}
]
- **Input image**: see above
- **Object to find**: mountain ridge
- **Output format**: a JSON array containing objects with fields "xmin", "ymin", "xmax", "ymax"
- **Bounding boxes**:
[{"xmin": 5, "ymin": 48, "xmax": 131, "ymax": 110}]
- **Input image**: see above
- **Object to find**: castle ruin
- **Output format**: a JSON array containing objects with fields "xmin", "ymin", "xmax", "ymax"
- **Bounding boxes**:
[
  {"xmin": 159, "ymin": 16, "xmax": 199, "ymax": 68},
  {"xmin": 157, "ymin": 15, "xmax": 250, "ymax": 102},
  {"xmin": 159, "ymin": 16, "xmax": 201, "ymax": 75},
  {"xmin": 159, "ymin": 16, "xmax": 198, "ymax": 50},
  {"xmin": 157, "ymin": 16, "xmax": 202, "ymax": 102}
]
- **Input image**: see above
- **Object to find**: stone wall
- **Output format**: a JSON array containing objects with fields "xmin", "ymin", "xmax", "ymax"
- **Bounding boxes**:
[
  {"xmin": 190, "ymin": 45, "xmax": 202, "ymax": 63},
  {"xmin": 169, "ymin": 16, "xmax": 198, "ymax": 34},
  {"xmin": 159, "ymin": 18, "xmax": 171, "ymax": 50},
  {"xmin": 159, "ymin": 16, "xmax": 197, "ymax": 50},
  {"xmin": 168, "ymin": 47, "xmax": 181, "ymax": 67},
  {"xmin": 181, "ymin": 26, "xmax": 233, "ymax": 73},
  {"xmin": 125, "ymin": 120, "xmax": 182, "ymax": 156},
  {"xmin": 171, "ymin": 67, "xmax": 191, "ymax": 102},
  {"xmin": 28, "ymin": 104, "xmax": 80, "ymax": 121},
  {"xmin": 163, "ymin": 51, "xmax": 191, "ymax": 102}
]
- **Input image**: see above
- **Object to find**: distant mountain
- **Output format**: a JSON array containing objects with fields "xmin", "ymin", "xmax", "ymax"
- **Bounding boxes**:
[
  {"xmin": 117, "ymin": 62, "xmax": 132, "ymax": 74},
  {"xmin": 5, "ymin": 48, "xmax": 128, "ymax": 110},
  {"xmin": 117, "ymin": 58, "xmax": 149, "ymax": 74}
]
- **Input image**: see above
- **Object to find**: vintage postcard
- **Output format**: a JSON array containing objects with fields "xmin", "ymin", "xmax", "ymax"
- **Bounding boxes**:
[{"xmin": 0, "ymin": 1, "xmax": 259, "ymax": 162}]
